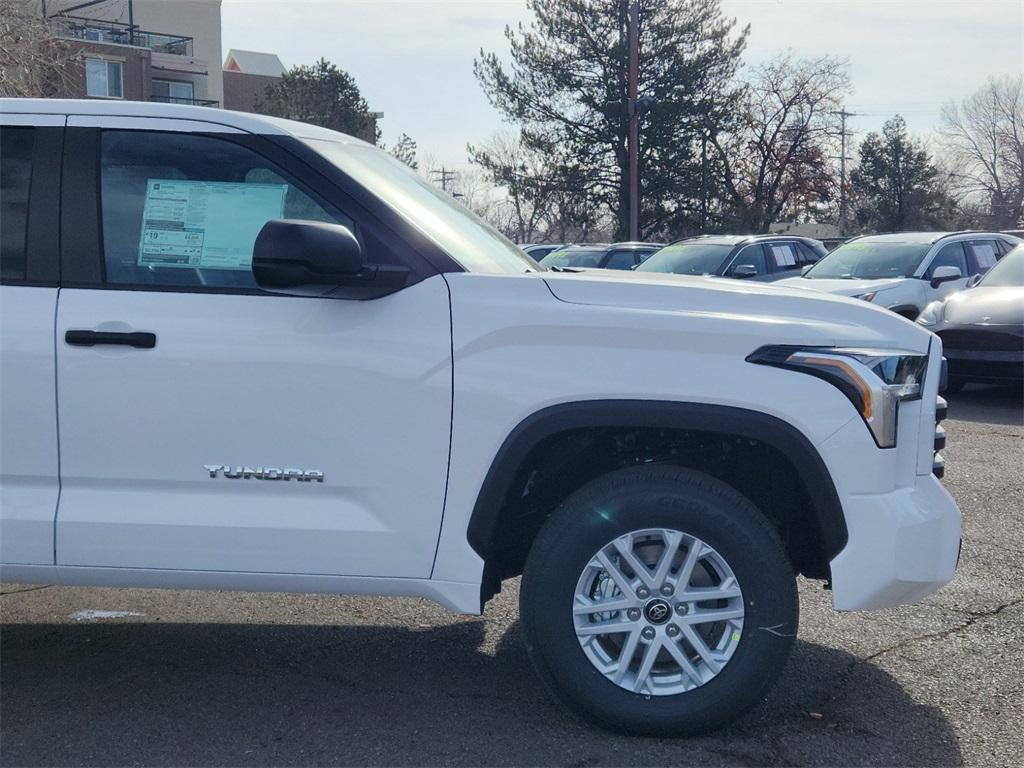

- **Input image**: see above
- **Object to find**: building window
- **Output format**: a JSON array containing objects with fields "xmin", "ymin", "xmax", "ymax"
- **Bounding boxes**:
[
  {"xmin": 151, "ymin": 79, "xmax": 194, "ymax": 104},
  {"xmin": 85, "ymin": 58, "xmax": 123, "ymax": 98}
]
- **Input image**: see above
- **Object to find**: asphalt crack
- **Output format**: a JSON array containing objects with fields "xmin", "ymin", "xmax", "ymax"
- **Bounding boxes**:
[{"xmin": 0, "ymin": 585, "xmax": 52, "ymax": 596}]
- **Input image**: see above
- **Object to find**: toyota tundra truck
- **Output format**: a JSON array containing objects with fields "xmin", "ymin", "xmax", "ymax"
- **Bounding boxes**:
[{"xmin": 0, "ymin": 100, "xmax": 960, "ymax": 736}]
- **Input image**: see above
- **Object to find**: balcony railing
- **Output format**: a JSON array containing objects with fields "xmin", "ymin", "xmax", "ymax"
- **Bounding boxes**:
[
  {"xmin": 150, "ymin": 96, "xmax": 219, "ymax": 108},
  {"xmin": 53, "ymin": 15, "xmax": 194, "ymax": 57}
]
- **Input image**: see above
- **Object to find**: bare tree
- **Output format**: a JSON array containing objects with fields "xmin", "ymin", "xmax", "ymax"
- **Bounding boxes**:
[
  {"xmin": 0, "ymin": 0, "xmax": 79, "ymax": 98},
  {"xmin": 940, "ymin": 76, "xmax": 1024, "ymax": 229},
  {"xmin": 469, "ymin": 131, "xmax": 559, "ymax": 243},
  {"xmin": 712, "ymin": 53, "xmax": 850, "ymax": 232}
]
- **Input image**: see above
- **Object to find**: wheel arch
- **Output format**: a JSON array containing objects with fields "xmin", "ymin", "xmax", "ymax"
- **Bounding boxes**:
[{"xmin": 467, "ymin": 400, "xmax": 848, "ymax": 597}]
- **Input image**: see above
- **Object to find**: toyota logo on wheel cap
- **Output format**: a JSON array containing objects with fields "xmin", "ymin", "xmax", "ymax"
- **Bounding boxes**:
[{"xmin": 644, "ymin": 598, "xmax": 672, "ymax": 624}]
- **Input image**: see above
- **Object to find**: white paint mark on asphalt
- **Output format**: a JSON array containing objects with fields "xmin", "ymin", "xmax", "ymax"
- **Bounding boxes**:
[{"xmin": 70, "ymin": 610, "xmax": 144, "ymax": 621}]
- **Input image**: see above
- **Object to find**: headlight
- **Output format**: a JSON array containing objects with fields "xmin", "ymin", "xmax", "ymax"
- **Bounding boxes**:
[
  {"xmin": 854, "ymin": 291, "xmax": 877, "ymax": 302},
  {"xmin": 917, "ymin": 301, "xmax": 945, "ymax": 328},
  {"xmin": 747, "ymin": 346, "xmax": 928, "ymax": 448}
]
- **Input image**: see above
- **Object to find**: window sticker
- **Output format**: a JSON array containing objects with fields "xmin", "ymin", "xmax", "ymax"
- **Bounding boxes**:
[
  {"xmin": 138, "ymin": 179, "xmax": 287, "ymax": 270},
  {"xmin": 970, "ymin": 243, "xmax": 998, "ymax": 270},
  {"xmin": 770, "ymin": 244, "xmax": 796, "ymax": 266}
]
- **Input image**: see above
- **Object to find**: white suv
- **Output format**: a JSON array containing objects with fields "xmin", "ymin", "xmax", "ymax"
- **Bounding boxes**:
[
  {"xmin": 0, "ymin": 100, "xmax": 960, "ymax": 736},
  {"xmin": 777, "ymin": 232, "xmax": 1020, "ymax": 319}
]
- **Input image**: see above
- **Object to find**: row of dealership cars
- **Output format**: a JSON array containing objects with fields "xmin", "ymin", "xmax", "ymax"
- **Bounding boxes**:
[{"xmin": 523, "ymin": 231, "xmax": 1024, "ymax": 391}]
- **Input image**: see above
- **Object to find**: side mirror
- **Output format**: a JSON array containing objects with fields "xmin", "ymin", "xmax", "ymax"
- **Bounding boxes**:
[
  {"xmin": 731, "ymin": 264, "xmax": 758, "ymax": 278},
  {"xmin": 253, "ymin": 220, "xmax": 407, "ymax": 299},
  {"xmin": 800, "ymin": 264, "xmax": 814, "ymax": 276},
  {"xmin": 929, "ymin": 265, "xmax": 963, "ymax": 289},
  {"xmin": 966, "ymin": 273, "xmax": 983, "ymax": 288}
]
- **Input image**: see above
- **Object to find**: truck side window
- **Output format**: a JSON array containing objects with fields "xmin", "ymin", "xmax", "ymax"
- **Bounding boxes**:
[
  {"xmin": 727, "ymin": 244, "xmax": 766, "ymax": 275},
  {"xmin": 99, "ymin": 131, "xmax": 353, "ymax": 289},
  {"xmin": 0, "ymin": 127, "xmax": 34, "ymax": 283}
]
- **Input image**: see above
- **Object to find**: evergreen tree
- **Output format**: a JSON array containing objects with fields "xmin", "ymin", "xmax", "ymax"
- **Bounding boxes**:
[
  {"xmin": 259, "ymin": 58, "xmax": 379, "ymax": 143},
  {"xmin": 474, "ymin": 0, "xmax": 747, "ymax": 240},
  {"xmin": 851, "ymin": 116, "xmax": 947, "ymax": 232}
]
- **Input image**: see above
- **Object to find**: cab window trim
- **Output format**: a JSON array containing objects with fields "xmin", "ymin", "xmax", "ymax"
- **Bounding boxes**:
[{"xmin": 59, "ymin": 127, "xmax": 445, "ymax": 297}]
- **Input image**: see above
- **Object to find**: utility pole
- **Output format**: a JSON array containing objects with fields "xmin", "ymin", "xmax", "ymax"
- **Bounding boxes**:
[
  {"xmin": 627, "ymin": 0, "xmax": 639, "ymax": 241},
  {"xmin": 430, "ymin": 167, "xmax": 458, "ymax": 194},
  {"xmin": 830, "ymin": 109, "xmax": 856, "ymax": 237}
]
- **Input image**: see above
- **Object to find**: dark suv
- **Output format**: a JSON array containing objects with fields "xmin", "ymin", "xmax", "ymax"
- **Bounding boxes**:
[
  {"xmin": 638, "ymin": 235, "xmax": 827, "ymax": 281},
  {"xmin": 539, "ymin": 242, "xmax": 663, "ymax": 271}
]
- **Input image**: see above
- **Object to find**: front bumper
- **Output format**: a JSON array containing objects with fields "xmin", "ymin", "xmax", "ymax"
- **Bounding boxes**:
[{"xmin": 829, "ymin": 473, "xmax": 961, "ymax": 610}]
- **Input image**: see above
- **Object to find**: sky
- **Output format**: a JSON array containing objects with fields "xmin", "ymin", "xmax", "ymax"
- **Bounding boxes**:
[{"xmin": 222, "ymin": 0, "xmax": 1024, "ymax": 169}]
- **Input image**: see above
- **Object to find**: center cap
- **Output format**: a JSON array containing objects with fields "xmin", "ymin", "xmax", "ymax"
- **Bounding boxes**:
[{"xmin": 643, "ymin": 598, "xmax": 672, "ymax": 625}]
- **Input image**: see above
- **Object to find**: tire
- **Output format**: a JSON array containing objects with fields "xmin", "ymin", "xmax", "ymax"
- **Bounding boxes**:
[{"xmin": 520, "ymin": 464, "xmax": 798, "ymax": 737}]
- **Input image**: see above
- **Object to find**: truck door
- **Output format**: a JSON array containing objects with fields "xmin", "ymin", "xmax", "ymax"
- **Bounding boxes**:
[
  {"xmin": 53, "ymin": 118, "xmax": 453, "ymax": 579},
  {"xmin": 0, "ymin": 116, "xmax": 63, "ymax": 570}
]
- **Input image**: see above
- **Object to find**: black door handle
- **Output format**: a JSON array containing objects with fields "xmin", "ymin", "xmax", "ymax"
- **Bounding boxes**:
[{"xmin": 65, "ymin": 330, "xmax": 157, "ymax": 349}]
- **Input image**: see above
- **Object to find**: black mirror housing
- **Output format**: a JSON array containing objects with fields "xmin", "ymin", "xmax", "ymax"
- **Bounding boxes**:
[{"xmin": 253, "ymin": 220, "xmax": 408, "ymax": 299}]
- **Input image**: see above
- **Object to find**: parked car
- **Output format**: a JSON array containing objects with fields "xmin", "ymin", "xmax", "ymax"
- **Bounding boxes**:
[
  {"xmin": 1, "ymin": 100, "xmax": 959, "ymax": 737},
  {"xmin": 776, "ymin": 231, "xmax": 1021, "ymax": 320},
  {"xmin": 521, "ymin": 243, "xmax": 564, "ymax": 261},
  {"xmin": 637, "ymin": 235, "xmax": 827, "ymax": 281},
  {"xmin": 539, "ymin": 242, "xmax": 663, "ymax": 270},
  {"xmin": 918, "ymin": 243, "xmax": 1024, "ymax": 392}
]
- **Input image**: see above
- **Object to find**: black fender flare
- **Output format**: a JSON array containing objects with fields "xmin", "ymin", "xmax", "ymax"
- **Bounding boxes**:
[{"xmin": 467, "ymin": 400, "xmax": 848, "ymax": 565}]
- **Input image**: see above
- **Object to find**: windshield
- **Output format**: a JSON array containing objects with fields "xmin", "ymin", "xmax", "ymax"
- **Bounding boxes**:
[
  {"xmin": 637, "ymin": 242, "xmax": 733, "ymax": 275},
  {"xmin": 540, "ymin": 248, "xmax": 606, "ymax": 268},
  {"xmin": 979, "ymin": 245, "xmax": 1023, "ymax": 287},
  {"xmin": 805, "ymin": 240, "xmax": 932, "ymax": 279},
  {"xmin": 303, "ymin": 139, "xmax": 537, "ymax": 275}
]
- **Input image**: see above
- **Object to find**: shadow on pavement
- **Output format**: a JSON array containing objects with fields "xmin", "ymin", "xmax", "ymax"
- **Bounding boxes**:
[
  {"xmin": 944, "ymin": 383, "xmax": 1023, "ymax": 427},
  {"xmin": 0, "ymin": 619, "xmax": 962, "ymax": 767}
]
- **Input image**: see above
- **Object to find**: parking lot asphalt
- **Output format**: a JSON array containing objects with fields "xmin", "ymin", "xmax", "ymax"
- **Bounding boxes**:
[{"xmin": 1, "ymin": 385, "xmax": 1021, "ymax": 768}]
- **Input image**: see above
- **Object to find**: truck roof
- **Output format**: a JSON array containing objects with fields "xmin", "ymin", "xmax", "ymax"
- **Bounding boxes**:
[{"xmin": 0, "ymin": 98, "xmax": 368, "ymax": 146}]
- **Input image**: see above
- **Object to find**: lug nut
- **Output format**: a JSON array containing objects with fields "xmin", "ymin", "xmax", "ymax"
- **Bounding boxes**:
[
  {"xmin": 641, "ymin": 627, "xmax": 656, "ymax": 640},
  {"xmin": 666, "ymin": 624, "xmax": 680, "ymax": 637},
  {"xmin": 675, "ymin": 603, "xmax": 689, "ymax": 615},
  {"xmin": 636, "ymin": 587, "xmax": 650, "ymax": 599},
  {"xmin": 660, "ymin": 584, "xmax": 674, "ymax": 597},
  {"xmin": 627, "ymin": 608, "xmax": 641, "ymax": 621}
]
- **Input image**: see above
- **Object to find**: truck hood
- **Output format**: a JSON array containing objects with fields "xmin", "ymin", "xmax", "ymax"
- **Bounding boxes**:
[
  {"xmin": 773, "ymin": 276, "xmax": 908, "ymax": 298},
  {"xmin": 542, "ymin": 270, "xmax": 930, "ymax": 352}
]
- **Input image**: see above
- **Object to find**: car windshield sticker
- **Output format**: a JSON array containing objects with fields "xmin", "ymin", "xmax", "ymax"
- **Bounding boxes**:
[{"xmin": 138, "ymin": 180, "xmax": 287, "ymax": 270}]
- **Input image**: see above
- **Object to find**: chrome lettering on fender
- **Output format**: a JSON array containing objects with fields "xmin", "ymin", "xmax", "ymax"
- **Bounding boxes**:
[{"xmin": 204, "ymin": 465, "xmax": 324, "ymax": 482}]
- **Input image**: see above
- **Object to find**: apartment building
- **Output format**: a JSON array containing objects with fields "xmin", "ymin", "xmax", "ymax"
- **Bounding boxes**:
[{"xmin": 41, "ymin": 0, "xmax": 223, "ymax": 106}]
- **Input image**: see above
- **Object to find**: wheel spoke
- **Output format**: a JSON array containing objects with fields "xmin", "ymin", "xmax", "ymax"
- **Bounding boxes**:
[
  {"xmin": 612, "ymin": 628, "xmax": 642, "ymax": 685},
  {"xmin": 661, "ymin": 634, "xmax": 704, "ymax": 686},
  {"xmin": 572, "ymin": 596, "xmax": 634, "ymax": 616},
  {"xmin": 672, "ymin": 537, "xmax": 705, "ymax": 590},
  {"xmin": 612, "ymin": 535, "xmax": 657, "ymax": 590},
  {"xmin": 651, "ymin": 530, "xmax": 683, "ymax": 587},
  {"xmin": 681, "ymin": 624, "xmax": 722, "ymax": 674},
  {"xmin": 576, "ymin": 617, "xmax": 634, "ymax": 636},
  {"xmin": 683, "ymin": 579, "xmax": 742, "ymax": 603},
  {"xmin": 682, "ymin": 606, "xmax": 745, "ymax": 625},
  {"xmin": 594, "ymin": 550, "xmax": 637, "ymax": 597},
  {"xmin": 632, "ymin": 637, "xmax": 661, "ymax": 693}
]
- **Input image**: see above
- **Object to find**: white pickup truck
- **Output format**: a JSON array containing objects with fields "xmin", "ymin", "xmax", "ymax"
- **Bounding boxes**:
[{"xmin": 0, "ymin": 100, "xmax": 960, "ymax": 736}]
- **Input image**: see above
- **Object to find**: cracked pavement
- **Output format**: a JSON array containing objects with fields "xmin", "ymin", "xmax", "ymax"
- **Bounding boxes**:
[{"xmin": 1, "ymin": 385, "xmax": 1021, "ymax": 767}]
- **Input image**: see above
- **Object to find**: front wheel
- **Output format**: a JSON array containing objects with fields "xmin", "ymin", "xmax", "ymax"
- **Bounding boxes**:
[{"xmin": 520, "ymin": 465, "xmax": 798, "ymax": 736}]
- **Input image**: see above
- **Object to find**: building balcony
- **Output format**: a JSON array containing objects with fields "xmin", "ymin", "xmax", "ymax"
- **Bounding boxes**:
[
  {"xmin": 150, "ymin": 95, "xmax": 219, "ymax": 108},
  {"xmin": 53, "ymin": 15, "xmax": 194, "ymax": 56}
]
